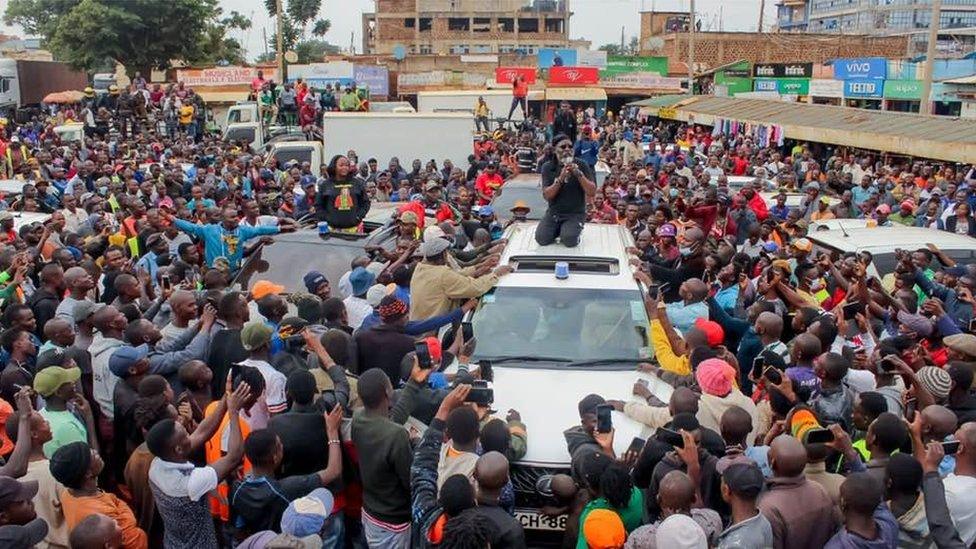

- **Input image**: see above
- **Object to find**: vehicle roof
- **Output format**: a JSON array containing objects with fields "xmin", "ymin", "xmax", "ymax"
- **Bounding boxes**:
[
  {"xmin": 504, "ymin": 174, "xmax": 542, "ymax": 188},
  {"xmin": 498, "ymin": 222, "xmax": 639, "ymax": 291},
  {"xmin": 808, "ymin": 226, "xmax": 976, "ymax": 252}
]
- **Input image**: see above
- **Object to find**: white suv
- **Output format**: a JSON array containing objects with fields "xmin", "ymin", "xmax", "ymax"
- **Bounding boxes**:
[{"xmin": 459, "ymin": 222, "xmax": 673, "ymax": 532}]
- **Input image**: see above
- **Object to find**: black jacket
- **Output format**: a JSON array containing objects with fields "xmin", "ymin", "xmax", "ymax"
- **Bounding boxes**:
[
  {"xmin": 27, "ymin": 288, "xmax": 60, "ymax": 341},
  {"xmin": 354, "ymin": 324, "xmax": 415, "ymax": 384}
]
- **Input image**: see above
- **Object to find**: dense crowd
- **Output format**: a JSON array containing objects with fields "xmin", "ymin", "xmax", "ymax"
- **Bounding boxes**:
[{"xmin": 0, "ymin": 82, "xmax": 972, "ymax": 549}]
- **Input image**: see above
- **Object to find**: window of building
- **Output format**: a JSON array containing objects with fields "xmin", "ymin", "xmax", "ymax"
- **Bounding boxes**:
[
  {"xmin": 471, "ymin": 45, "xmax": 492, "ymax": 53},
  {"xmin": 473, "ymin": 18, "xmax": 491, "ymax": 32},
  {"xmin": 419, "ymin": 44, "xmax": 433, "ymax": 54},
  {"xmin": 404, "ymin": 18, "xmax": 415, "ymax": 28},
  {"xmin": 450, "ymin": 45, "xmax": 470, "ymax": 54},
  {"xmin": 498, "ymin": 18, "xmax": 515, "ymax": 32},
  {"xmin": 448, "ymin": 17, "xmax": 469, "ymax": 31},
  {"xmin": 419, "ymin": 17, "xmax": 432, "ymax": 32},
  {"xmin": 518, "ymin": 18, "xmax": 539, "ymax": 33},
  {"xmin": 544, "ymin": 18, "xmax": 564, "ymax": 32}
]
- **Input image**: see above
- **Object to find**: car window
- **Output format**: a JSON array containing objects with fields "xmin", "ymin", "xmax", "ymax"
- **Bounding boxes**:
[
  {"xmin": 225, "ymin": 127, "xmax": 256, "ymax": 143},
  {"xmin": 239, "ymin": 238, "xmax": 364, "ymax": 294},
  {"xmin": 271, "ymin": 146, "xmax": 313, "ymax": 167},
  {"xmin": 492, "ymin": 186, "xmax": 546, "ymax": 220},
  {"xmin": 471, "ymin": 287, "xmax": 648, "ymax": 363}
]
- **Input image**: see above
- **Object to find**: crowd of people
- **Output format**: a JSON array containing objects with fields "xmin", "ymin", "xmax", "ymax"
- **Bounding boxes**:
[{"xmin": 0, "ymin": 87, "xmax": 972, "ymax": 549}]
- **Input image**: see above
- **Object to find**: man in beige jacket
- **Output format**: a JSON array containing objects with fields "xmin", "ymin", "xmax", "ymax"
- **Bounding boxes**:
[{"xmin": 409, "ymin": 237, "xmax": 511, "ymax": 322}]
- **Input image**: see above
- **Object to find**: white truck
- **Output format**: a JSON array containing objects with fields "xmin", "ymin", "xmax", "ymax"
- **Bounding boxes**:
[
  {"xmin": 417, "ymin": 89, "xmax": 526, "ymax": 123},
  {"xmin": 321, "ymin": 111, "xmax": 474, "ymax": 169},
  {"xmin": 0, "ymin": 59, "xmax": 89, "ymax": 119}
]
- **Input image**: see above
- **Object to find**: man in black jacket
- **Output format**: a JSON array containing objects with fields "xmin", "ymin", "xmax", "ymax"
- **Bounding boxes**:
[
  {"xmin": 535, "ymin": 134, "xmax": 596, "ymax": 248},
  {"xmin": 28, "ymin": 263, "xmax": 63, "ymax": 340},
  {"xmin": 552, "ymin": 101, "xmax": 578, "ymax": 143}
]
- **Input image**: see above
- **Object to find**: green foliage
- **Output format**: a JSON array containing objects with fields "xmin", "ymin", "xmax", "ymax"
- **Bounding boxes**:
[{"xmin": 4, "ymin": 0, "xmax": 249, "ymax": 71}]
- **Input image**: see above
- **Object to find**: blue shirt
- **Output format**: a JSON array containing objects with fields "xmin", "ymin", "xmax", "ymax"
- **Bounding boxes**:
[
  {"xmin": 573, "ymin": 138, "xmax": 599, "ymax": 167},
  {"xmin": 187, "ymin": 198, "xmax": 216, "ymax": 210},
  {"xmin": 135, "ymin": 251, "xmax": 159, "ymax": 285},
  {"xmin": 665, "ymin": 301, "xmax": 709, "ymax": 335},
  {"xmin": 769, "ymin": 204, "xmax": 790, "ymax": 221},
  {"xmin": 851, "ymin": 185, "xmax": 876, "ymax": 207},
  {"xmin": 173, "ymin": 219, "xmax": 279, "ymax": 270}
]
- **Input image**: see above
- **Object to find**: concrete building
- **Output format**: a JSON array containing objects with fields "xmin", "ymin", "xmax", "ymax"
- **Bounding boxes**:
[
  {"xmin": 775, "ymin": 1, "xmax": 976, "ymax": 55},
  {"xmin": 362, "ymin": 0, "xmax": 587, "ymax": 56}
]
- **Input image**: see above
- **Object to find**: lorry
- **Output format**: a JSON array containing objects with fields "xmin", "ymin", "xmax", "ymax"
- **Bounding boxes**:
[
  {"xmin": 417, "ymin": 89, "xmax": 529, "ymax": 123},
  {"xmin": 0, "ymin": 59, "xmax": 89, "ymax": 119},
  {"xmin": 321, "ymin": 111, "xmax": 474, "ymax": 170}
]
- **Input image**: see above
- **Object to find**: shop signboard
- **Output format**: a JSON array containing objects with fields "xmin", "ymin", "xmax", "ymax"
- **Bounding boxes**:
[
  {"xmin": 808, "ymin": 79, "xmax": 844, "ymax": 98},
  {"xmin": 601, "ymin": 55, "xmax": 669, "ymax": 76},
  {"xmin": 843, "ymin": 78, "xmax": 884, "ymax": 98},
  {"xmin": 752, "ymin": 63, "xmax": 813, "ymax": 78},
  {"xmin": 883, "ymin": 79, "xmax": 923, "ymax": 100},
  {"xmin": 833, "ymin": 57, "xmax": 887, "ymax": 80},
  {"xmin": 549, "ymin": 66, "xmax": 599, "ymax": 85},
  {"xmin": 353, "ymin": 65, "xmax": 389, "ymax": 96},
  {"xmin": 537, "ymin": 48, "xmax": 578, "ymax": 69},
  {"xmin": 495, "ymin": 67, "xmax": 537, "ymax": 85}
]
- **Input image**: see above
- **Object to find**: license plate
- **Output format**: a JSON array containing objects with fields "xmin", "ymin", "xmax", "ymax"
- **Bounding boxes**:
[{"xmin": 515, "ymin": 509, "xmax": 567, "ymax": 531}]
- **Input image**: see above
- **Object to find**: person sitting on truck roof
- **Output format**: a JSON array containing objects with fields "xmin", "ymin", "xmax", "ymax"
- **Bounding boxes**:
[{"xmin": 316, "ymin": 155, "xmax": 370, "ymax": 233}]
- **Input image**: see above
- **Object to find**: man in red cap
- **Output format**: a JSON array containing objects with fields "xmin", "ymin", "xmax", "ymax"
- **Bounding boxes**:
[{"xmin": 889, "ymin": 200, "xmax": 917, "ymax": 226}]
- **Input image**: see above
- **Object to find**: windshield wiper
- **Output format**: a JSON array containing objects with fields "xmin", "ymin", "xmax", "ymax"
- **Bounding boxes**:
[
  {"xmin": 566, "ymin": 358, "xmax": 643, "ymax": 368},
  {"xmin": 475, "ymin": 355, "xmax": 572, "ymax": 364}
]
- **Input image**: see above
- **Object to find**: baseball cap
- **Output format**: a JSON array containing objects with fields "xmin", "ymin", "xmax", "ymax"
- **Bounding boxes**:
[
  {"xmin": 251, "ymin": 280, "xmax": 285, "ymax": 301},
  {"xmin": 479, "ymin": 205, "xmax": 495, "ymax": 217},
  {"xmin": 791, "ymin": 238, "xmax": 813, "ymax": 252},
  {"xmin": 108, "ymin": 344, "xmax": 150, "ymax": 378},
  {"xmin": 762, "ymin": 241, "xmax": 779, "ymax": 253},
  {"xmin": 281, "ymin": 488, "xmax": 334, "ymax": 537},
  {"xmin": 33, "ymin": 366, "xmax": 81, "ymax": 397},
  {"xmin": 36, "ymin": 348, "xmax": 72, "ymax": 371},
  {"xmin": 0, "ymin": 212, "xmax": 13, "ymax": 223},
  {"xmin": 722, "ymin": 462, "xmax": 765, "ymax": 498},
  {"xmin": 303, "ymin": 271, "xmax": 328, "ymax": 294},
  {"xmin": 0, "ymin": 518, "xmax": 48, "ymax": 549},
  {"xmin": 876, "ymin": 204, "xmax": 891, "ymax": 215},
  {"xmin": 72, "ymin": 301, "xmax": 103, "ymax": 325},
  {"xmin": 0, "ymin": 477, "xmax": 38, "ymax": 509},
  {"xmin": 240, "ymin": 322, "xmax": 273, "ymax": 351},
  {"xmin": 656, "ymin": 223, "xmax": 677, "ymax": 238},
  {"xmin": 944, "ymin": 333, "xmax": 976, "ymax": 359},
  {"xmin": 693, "ymin": 318, "xmax": 724, "ymax": 347},
  {"xmin": 420, "ymin": 237, "xmax": 451, "ymax": 258},
  {"xmin": 582, "ymin": 509, "xmax": 625, "ymax": 549},
  {"xmin": 423, "ymin": 179, "xmax": 441, "ymax": 191}
]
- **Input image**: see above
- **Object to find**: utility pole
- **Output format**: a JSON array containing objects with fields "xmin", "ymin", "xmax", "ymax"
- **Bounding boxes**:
[
  {"xmin": 263, "ymin": 27, "xmax": 269, "ymax": 60},
  {"xmin": 920, "ymin": 0, "xmax": 942, "ymax": 115},
  {"xmin": 758, "ymin": 0, "xmax": 765, "ymax": 32},
  {"xmin": 276, "ymin": 0, "xmax": 285, "ymax": 80},
  {"xmin": 688, "ymin": 0, "xmax": 695, "ymax": 94},
  {"xmin": 621, "ymin": 25, "xmax": 625, "ymax": 53}
]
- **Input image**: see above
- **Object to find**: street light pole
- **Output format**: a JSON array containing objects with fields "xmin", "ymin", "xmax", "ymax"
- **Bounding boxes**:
[
  {"xmin": 920, "ymin": 0, "xmax": 942, "ymax": 115},
  {"xmin": 276, "ymin": 0, "xmax": 285, "ymax": 80},
  {"xmin": 688, "ymin": 0, "xmax": 695, "ymax": 94}
]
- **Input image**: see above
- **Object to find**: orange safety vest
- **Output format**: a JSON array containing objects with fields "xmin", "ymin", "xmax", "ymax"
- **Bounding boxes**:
[{"xmin": 203, "ymin": 401, "xmax": 252, "ymax": 522}]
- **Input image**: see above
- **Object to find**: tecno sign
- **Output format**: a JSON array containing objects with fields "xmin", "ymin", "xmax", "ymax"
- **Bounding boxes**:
[{"xmin": 843, "ymin": 78, "xmax": 883, "ymax": 98}]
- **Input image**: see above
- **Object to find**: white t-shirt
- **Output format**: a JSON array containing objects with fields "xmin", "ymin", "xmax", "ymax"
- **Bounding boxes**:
[
  {"xmin": 149, "ymin": 458, "xmax": 218, "ymax": 502},
  {"xmin": 343, "ymin": 296, "xmax": 373, "ymax": 330},
  {"xmin": 237, "ymin": 358, "xmax": 287, "ymax": 429},
  {"xmin": 944, "ymin": 473, "xmax": 976, "ymax": 546}
]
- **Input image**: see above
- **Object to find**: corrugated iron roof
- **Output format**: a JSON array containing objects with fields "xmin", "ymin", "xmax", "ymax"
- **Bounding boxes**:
[
  {"xmin": 942, "ymin": 75, "xmax": 976, "ymax": 85},
  {"xmin": 626, "ymin": 94, "xmax": 691, "ymax": 108},
  {"xmin": 671, "ymin": 96, "xmax": 976, "ymax": 163}
]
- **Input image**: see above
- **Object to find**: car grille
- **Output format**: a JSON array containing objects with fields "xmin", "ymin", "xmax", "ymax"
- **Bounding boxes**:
[{"xmin": 510, "ymin": 463, "xmax": 570, "ymax": 509}]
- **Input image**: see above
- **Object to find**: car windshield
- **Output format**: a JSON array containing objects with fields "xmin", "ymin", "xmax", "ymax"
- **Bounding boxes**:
[
  {"xmin": 470, "ymin": 287, "xmax": 649, "ymax": 365},
  {"xmin": 236, "ymin": 236, "xmax": 365, "ymax": 294},
  {"xmin": 225, "ymin": 127, "xmax": 256, "ymax": 143},
  {"xmin": 271, "ymin": 147, "xmax": 313, "ymax": 166},
  {"xmin": 492, "ymin": 186, "xmax": 546, "ymax": 221}
]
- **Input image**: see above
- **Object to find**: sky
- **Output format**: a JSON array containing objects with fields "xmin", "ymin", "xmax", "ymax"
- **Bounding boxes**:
[
  {"xmin": 3, "ymin": 0, "xmax": 775, "ymax": 60},
  {"xmin": 222, "ymin": 0, "xmax": 775, "ymax": 58}
]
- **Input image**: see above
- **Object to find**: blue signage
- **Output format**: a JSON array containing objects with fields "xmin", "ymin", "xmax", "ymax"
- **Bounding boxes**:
[
  {"xmin": 834, "ymin": 57, "xmax": 887, "ymax": 80},
  {"xmin": 754, "ymin": 79, "xmax": 778, "ymax": 92},
  {"xmin": 844, "ymin": 78, "xmax": 884, "ymax": 98}
]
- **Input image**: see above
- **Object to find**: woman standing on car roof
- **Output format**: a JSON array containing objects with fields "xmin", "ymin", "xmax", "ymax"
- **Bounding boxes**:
[{"xmin": 316, "ymin": 154, "xmax": 371, "ymax": 233}]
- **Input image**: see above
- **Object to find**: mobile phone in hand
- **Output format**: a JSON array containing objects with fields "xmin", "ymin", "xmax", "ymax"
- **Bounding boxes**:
[
  {"xmin": 161, "ymin": 274, "xmax": 172, "ymax": 292},
  {"xmin": 804, "ymin": 428, "xmax": 835, "ymax": 444},
  {"xmin": 415, "ymin": 341, "xmax": 432, "ymax": 369},
  {"xmin": 905, "ymin": 398, "xmax": 917, "ymax": 423},
  {"xmin": 464, "ymin": 381, "xmax": 494, "ymax": 406},
  {"xmin": 942, "ymin": 440, "xmax": 961, "ymax": 456},
  {"xmin": 752, "ymin": 355, "xmax": 765, "ymax": 380},
  {"xmin": 656, "ymin": 427, "xmax": 684, "ymax": 448},
  {"xmin": 842, "ymin": 301, "xmax": 863, "ymax": 318},
  {"xmin": 647, "ymin": 284, "xmax": 660, "ymax": 300},
  {"xmin": 627, "ymin": 436, "xmax": 646, "ymax": 455},
  {"xmin": 763, "ymin": 366, "xmax": 782, "ymax": 385},
  {"xmin": 596, "ymin": 404, "xmax": 613, "ymax": 433}
]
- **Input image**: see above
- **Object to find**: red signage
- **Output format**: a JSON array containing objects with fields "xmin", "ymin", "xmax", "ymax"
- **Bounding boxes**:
[
  {"xmin": 495, "ymin": 67, "xmax": 537, "ymax": 84},
  {"xmin": 548, "ymin": 66, "xmax": 599, "ymax": 85}
]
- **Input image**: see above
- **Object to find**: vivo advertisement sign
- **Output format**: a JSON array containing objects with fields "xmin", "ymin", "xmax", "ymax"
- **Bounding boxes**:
[
  {"xmin": 834, "ymin": 57, "xmax": 887, "ymax": 80},
  {"xmin": 844, "ymin": 78, "xmax": 883, "ymax": 98}
]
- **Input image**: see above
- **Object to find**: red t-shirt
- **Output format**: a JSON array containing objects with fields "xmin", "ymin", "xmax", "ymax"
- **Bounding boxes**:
[{"xmin": 475, "ymin": 173, "xmax": 504, "ymax": 205}]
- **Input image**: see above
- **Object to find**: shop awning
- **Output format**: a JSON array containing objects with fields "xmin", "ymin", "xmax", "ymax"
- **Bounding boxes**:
[
  {"xmin": 626, "ymin": 94, "xmax": 692, "ymax": 108},
  {"xmin": 197, "ymin": 91, "xmax": 251, "ymax": 104},
  {"xmin": 668, "ymin": 95, "xmax": 976, "ymax": 163},
  {"xmin": 545, "ymin": 87, "xmax": 607, "ymax": 102}
]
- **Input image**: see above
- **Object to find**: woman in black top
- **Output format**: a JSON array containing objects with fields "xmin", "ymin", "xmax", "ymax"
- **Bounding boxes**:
[{"xmin": 316, "ymin": 154, "xmax": 371, "ymax": 231}]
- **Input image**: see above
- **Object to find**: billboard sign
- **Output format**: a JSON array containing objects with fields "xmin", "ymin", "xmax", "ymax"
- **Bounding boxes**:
[
  {"xmin": 833, "ymin": 57, "xmax": 887, "ymax": 80},
  {"xmin": 537, "ymin": 48, "xmax": 578, "ymax": 69},
  {"xmin": 288, "ymin": 62, "xmax": 355, "ymax": 87},
  {"xmin": 495, "ymin": 67, "xmax": 537, "ymax": 85},
  {"xmin": 576, "ymin": 50, "xmax": 608, "ymax": 68},
  {"xmin": 808, "ymin": 79, "xmax": 844, "ymax": 98},
  {"xmin": 752, "ymin": 63, "xmax": 813, "ymax": 78},
  {"xmin": 844, "ymin": 78, "xmax": 884, "ymax": 98},
  {"xmin": 600, "ymin": 72, "xmax": 683, "ymax": 90},
  {"xmin": 177, "ymin": 67, "xmax": 274, "ymax": 86},
  {"xmin": 354, "ymin": 65, "xmax": 389, "ymax": 96},
  {"xmin": 549, "ymin": 66, "xmax": 599, "ymax": 85},
  {"xmin": 601, "ymin": 55, "xmax": 668, "ymax": 76}
]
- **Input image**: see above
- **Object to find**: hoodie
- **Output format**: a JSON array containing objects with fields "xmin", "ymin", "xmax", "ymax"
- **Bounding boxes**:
[
  {"xmin": 824, "ymin": 503, "xmax": 899, "ymax": 549},
  {"xmin": 564, "ymin": 426, "xmax": 601, "ymax": 483},
  {"xmin": 698, "ymin": 390, "xmax": 759, "ymax": 447},
  {"xmin": 90, "ymin": 334, "xmax": 125, "ymax": 420},
  {"xmin": 892, "ymin": 494, "xmax": 932, "ymax": 549}
]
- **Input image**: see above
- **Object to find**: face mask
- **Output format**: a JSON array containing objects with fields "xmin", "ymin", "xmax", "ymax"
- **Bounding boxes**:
[{"xmin": 679, "ymin": 246, "xmax": 694, "ymax": 257}]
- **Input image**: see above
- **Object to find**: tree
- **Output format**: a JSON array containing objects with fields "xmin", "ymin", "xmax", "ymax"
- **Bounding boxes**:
[
  {"xmin": 264, "ymin": 0, "xmax": 337, "ymax": 61},
  {"xmin": 598, "ymin": 43, "xmax": 622, "ymax": 55},
  {"xmin": 4, "ymin": 0, "xmax": 248, "ymax": 72}
]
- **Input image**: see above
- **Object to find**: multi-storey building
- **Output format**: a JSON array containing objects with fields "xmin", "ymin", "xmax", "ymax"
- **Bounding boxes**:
[{"xmin": 362, "ymin": 0, "xmax": 588, "ymax": 55}]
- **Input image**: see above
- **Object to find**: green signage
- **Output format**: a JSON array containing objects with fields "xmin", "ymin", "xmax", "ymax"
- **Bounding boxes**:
[
  {"xmin": 883, "ymin": 79, "xmax": 923, "ymax": 100},
  {"xmin": 715, "ymin": 62, "xmax": 752, "ymax": 96},
  {"xmin": 776, "ymin": 78, "xmax": 810, "ymax": 95},
  {"xmin": 601, "ymin": 55, "xmax": 668, "ymax": 77}
]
